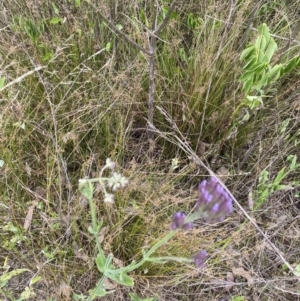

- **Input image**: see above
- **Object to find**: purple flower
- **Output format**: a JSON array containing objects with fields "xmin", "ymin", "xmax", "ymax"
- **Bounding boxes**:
[
  {"xmin": 192, "ymin": 250, "xmax": 208, "ymax": 268},
  {"xmin": 195, "ymin": 177, "xmax": 233, "ymax": 223},
  {"xmin": 171, "ymin": 212, "xmax": 193, "ymax": 231}
]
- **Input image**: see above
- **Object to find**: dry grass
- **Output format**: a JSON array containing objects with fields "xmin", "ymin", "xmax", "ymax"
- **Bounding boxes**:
[{"xmin": 0, "ymin": 0, "xmax": 300, "ymax": 300}]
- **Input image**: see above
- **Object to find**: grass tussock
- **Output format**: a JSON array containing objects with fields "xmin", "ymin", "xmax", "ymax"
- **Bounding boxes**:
[{"xmin": 0, "ymin": 0, "xmax": 300, "ymax": 300}]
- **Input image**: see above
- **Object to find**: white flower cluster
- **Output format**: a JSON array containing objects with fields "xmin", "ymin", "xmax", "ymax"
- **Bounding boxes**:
[{"xmin": 107, "ymin": 172, "xmax": 129, "ymax": 191}]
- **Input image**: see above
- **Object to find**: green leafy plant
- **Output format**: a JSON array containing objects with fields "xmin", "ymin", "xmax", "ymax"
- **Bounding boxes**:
[
  {"xmin": 15, "ymin": 17, "xmax": 44, "ymax": 43},
  {"xmin": 1, "ymin": 222, "xmax": 28, "ymax": 250},
  {"xmin": 239, "ymin": 23, "xmax": 300, "ymax": 110},
  {"xmin": 254, "ymin": 155, "xmax": 300, "ymax": 209}
]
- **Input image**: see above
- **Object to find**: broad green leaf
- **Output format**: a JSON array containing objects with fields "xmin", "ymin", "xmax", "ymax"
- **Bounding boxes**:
[
  {"xmin": 256, "ymin": 35, "xmax": 267, "ymax": 52},
  {"xmin": 76, "ymin": 28, "xmax": 82, "ymax": 36},
  {"xmin": 267, "ymin": 64, "xmax": 282, "ymax": 83},
  {"xmin": 50, "ymin": 17, "xmax": 63, "ymax": 24},
  {"xmin": 287, "ymin": 155, "xmax": 298, "ymax": 171},
  {"xmin": 258, "ymin": 23, "xmax": 270, "ymax": 45},
  {"xmin": 139, "ymin": 10, "xmax": 149, "ymax": 27},
  {"xmin": 257, "ymin": 48, "xmax": 267, "ymax": 64},
  {"xmin": 0, "ymin": 269, "xmax": 29, "ymax": 287},
  {"xmin": 42, "ymin": 51, "xmax": 53, "ymax": 61},
  {"xmin": 240, "ymin": 46, "xmax": 255, "ymax": 61},
  {"xmin": 273, "ymin": 184, "xmax": 289, "ymax": 191},
  {"xmin": 13, "ymin": 122, "xmax": 25, "ymax": 129},
  {"xmin": 106, "ymin": 42, "xmax": 111, "ymax": 52},
  {"xmin": 73, "ymin": 293, "xmax": 88, "ymax": 300},
  {"xmin": 282, "ymin": 57, "xmax": 299, "ymax": 74},
  {"xmin": 248, "ymin": 62, "xmax": 265, "ymax": 73},
  {"xmin": 242, "ymin": 56, "xmax": 257, "ymax": 70},
  {"xmin": 293, "ymin": 264, "xmax": 300, "ymax": 277},
  {"xmin": 96, "ymin": 254, "xmax": 107, "ymax": 273},
  {"xmin": 245, "ymin": 95, "xmax": 263, "ymax": 109},
  {"xmin": 79, "ymin": 180, "xmax": 94, "ymax": 199},
  {"xmin": 243, "ymin": 78, "xmax": 253, "ymax": 94},
  {"xmin": 129, "ymin": 293, "xmax": 140, "ymax": 301},
  {"xmin": 240, "ymin": 71, "xmax": 253, "ymax": 82},
  {"xmin": 254, "ymin": 63, "xmax": 267, "ymax": 76},
  {"xmin": 105, "ymin": 271, "xmax": 134, "ymax": 287},
  {"xmin": 280, "ymin": 118, "xmax": 290, "ymax": 133},
  {"xmin": 231, "ymin": 296, "xmax": 246, "ymax": 301},
  {"xmin": 257, "ymin": 69, "xmax": 268, "ymax": 87},
  {"xmin": 75, "ymin": 0, "xmax": 81, "ymax": 7},
  {"xmin": 20, "ymin": 286, "xmax": 35, "ymax": 299},
  {"xmin": 0, "ymin": 77, "xmax": 6, "ymax": 89},
  {"xmin": 272, "ymin": 167, "xmax": 286, "ymax": 189},
  {"xmin": 89, "ymin": 287, "xmax": 111, "ymax": 298},
  {"xmin": 29, "ymin": 275, "xmax": 42, "ymax": 285},
  {"xmin": 258, "ymin": 170, "xmax": 269, "ymax": 186},
  {"xmin": 265, "ymin": 39, "xmax": 277, "ymax": 62},
  {"xmin": 51, "ymin": 2, "xmax": 59, "ymax": 15}
]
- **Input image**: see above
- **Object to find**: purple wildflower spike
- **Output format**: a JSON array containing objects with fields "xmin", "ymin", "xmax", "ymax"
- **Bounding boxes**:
[
  {"xmin": 171, "ymin": 212, "xmax": 193, "ymax": 231},
  {"xmin": 192, "ymin": 250, "xmax": 208, "ymax": 268},
  {"xmin": 196, "ymin": 177, "xmax": 233, "ymax": 223}
]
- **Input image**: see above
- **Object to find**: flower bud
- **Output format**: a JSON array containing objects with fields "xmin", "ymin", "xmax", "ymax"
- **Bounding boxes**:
[{"xmin": 171, "ymin": 212, "xmax": 193, "ymax": 231}]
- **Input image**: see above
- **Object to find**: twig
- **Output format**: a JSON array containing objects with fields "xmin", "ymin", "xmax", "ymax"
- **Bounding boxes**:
[
  {"xmin": 147, "ymin": 0, "xmax": 178, "ymax": 141},
  {"xmin": 153, "ymin": 0, "xmax": 177, "ymax": 36},
  {"xmin": 0, "ymin": 66, "xmax": 45, "ymax": 93},
  {"xmin": 147, "ymin": 4, "xmax": 158, "ymax": 140}
]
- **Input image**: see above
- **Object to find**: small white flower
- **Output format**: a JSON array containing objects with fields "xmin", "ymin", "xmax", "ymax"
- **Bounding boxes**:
[
  {"xmin": 104, "ymin": 193, "xmax": 115, "ymax": 204},
  {"xmin": 79, "ymin": 178, "xmax": 88, "ymax": 184},
  {"xmin": 105, "ymin": 158, "xmax": 116, "ymax": 170}
]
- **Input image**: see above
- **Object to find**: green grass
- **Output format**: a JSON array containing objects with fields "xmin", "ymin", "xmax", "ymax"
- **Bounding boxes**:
[{"xmin": 0, "ymin": 0, "xmax": 300, "ymax": 300}]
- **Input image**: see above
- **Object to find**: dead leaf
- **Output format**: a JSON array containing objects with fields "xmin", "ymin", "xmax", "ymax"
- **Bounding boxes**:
[
  {"xmin": 225, "ymin": 272, "xmax": 234, "ymax": 291},
  {"xmin": 24, "ymin": 202, "xmax": 37, "ymax": 231},
  {"xmin": 74, "ymin": 249, "xmax": 90, "ymax": 263},
  {"xmin": 210, "ymin": 272, "xmax": 234, "ymax": 292},
  {"xmin": 62, "ymin": 131, "xmax": 78, "ymax": 143},
  {"xmin": 292, "ymin": 97, "xmax": 300, "ymax": 111},
  {"xmin": 73, "ymin": 242, "xmax": 90, "ymax": 263},
  {"xmin": 216, "ymin": 166, "xmax": 230, "ymax": 184},
  {"xmin": 98, "ymin": 226, "xmax": 109, "ymax": 244},
  {"xmin": 59, "ymin": 280, "xmax": 72, "ymax": 299},
  {"xmin": 34, "ymin": 186, "xmax": 47, "ymax": 201},
  {"xmin": 211, "ymin": 279, "xmax": 228, "ymax": 291},
  {"xmin": 232, "ymin": 267, "xmax": 253, "ymax": 286},
  {"xmin": 129, "ymin": 158, "xmax": 137, "ymax": 172},
  {"xmin": 103, "ymin": 278, "xmax": 117, "ymax": 290},
  {"xmin": 197, "ymin": 141, "xmax": 210, "ymax": 156},
  {"xmin": 113, "ymin": 256, "xmax": 124, "ymax": 268},
  {"xmin": 248, "ymin": 189, "xmax": 253, "ymax": 211}
]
